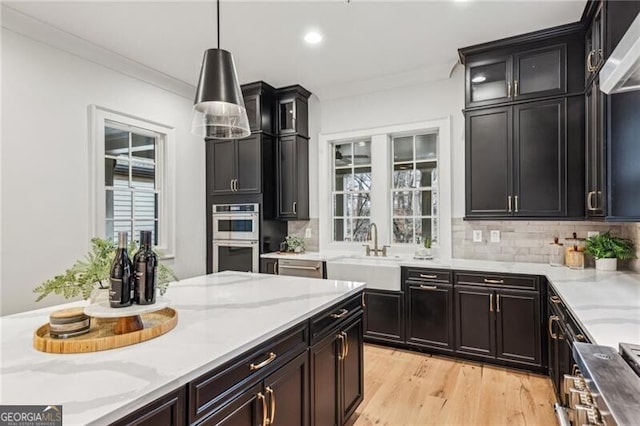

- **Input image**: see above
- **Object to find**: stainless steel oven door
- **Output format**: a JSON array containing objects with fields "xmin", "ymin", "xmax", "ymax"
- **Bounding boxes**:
[
  {"xmin": 213, "ymin": 240, "xmax": 259, "ymax": 273},
  {"xmin": 212, "ymin": 213, "xmax": 259, "ymax": 241}
]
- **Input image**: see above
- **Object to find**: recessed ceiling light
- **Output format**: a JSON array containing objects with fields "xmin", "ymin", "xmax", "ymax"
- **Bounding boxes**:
[
  {"xmin": 304, "ymin": 31, "xmax": 323, "ymax": 45},
  {"xmin": 471, "ymin": 75, "xmax": 486, "ymax": 83}
]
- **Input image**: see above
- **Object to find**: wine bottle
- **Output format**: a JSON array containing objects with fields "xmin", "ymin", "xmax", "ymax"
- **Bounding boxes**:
[
  {"xmin": 133, "ymin": 230, "xmax": 157, "ymax": 305},
  {"xmin": 109, "ymin": 232, "xmax": 133, "ymax": 308}
]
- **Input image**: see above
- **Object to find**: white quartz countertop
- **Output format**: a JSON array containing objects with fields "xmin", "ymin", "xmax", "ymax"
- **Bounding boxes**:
[
  {"xmin": 0, "ymin": 272, "xmax": 365, "ymax": 426},
  {"xmin": 276, "ymin": 251, "xmax": 640, "ymax": 348}
]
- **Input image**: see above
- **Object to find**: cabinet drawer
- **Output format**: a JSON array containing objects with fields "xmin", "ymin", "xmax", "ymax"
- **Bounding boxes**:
[
  {"xmin": 188, "ymin": 322, "xmax": 308, "ymax": 424},
  {"xmin": 402, "ymin": 268, "xmax": 452, "ymax": 285},
  {"xmin": 311, "ymin": 293, "xmax": 363, "ymax": 344},
  {"xmin": 455, "ymin": 271, "xmax": 538, "ymax": 290},
  {"xmin": 548, "ymin": 284, "xmax": 590, "ymax": 344}
]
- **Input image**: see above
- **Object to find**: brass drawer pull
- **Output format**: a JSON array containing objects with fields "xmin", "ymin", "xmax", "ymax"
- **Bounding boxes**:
[
  {"xmin": 419, "ymin": 274, "xmax": 438, "ymax": 279},
  {"xmin": 341, "ymin": 331, "xmax": 349, "ymax": 359},
  {"xmin": 337, "ymin": 334, "xmax": 345, "ymax": 360},
  {"xmin": 484, "ymin": 278, "xmax": 504, "ymax": 284},
  {"xmin": 331, "ymin": 308, "xmax": 349, "ymax": 319},
  {"xmin": 550, "ymin": 295, "xmax": 561, "ymax": 304},
  {"xmin": 266, "ymin": 386, "xmax": 276, "ymax": 425},
  {"xmin": 548, "ymin": 315, "xmax": 560, "ymax": 339},
  {"xmin": 576, "ymin": 334, "xmax": 586, "ymax": 342},
  {"xmin": 250, "ymin": 352, "xmax": 276, "ymax": 371},
  {"xmin": 258, "ymin": 392, "xmax": 268, "ymax": 426},
  {"xmin": 419, "ymin": 285, "xmax": 438, "ymax": 290}
]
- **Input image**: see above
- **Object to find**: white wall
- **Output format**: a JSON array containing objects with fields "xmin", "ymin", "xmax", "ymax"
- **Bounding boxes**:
[
  {"xmin": 315, "ymin": 65, "xmax": 466, "ymax": 220},
  {"xmin": 0, "ymin": 29, "xmax": 205, "ymax": 315}
]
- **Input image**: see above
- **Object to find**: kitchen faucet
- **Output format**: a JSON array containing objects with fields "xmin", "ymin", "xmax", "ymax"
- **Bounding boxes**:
[{"xmin": 363, "ymin": 222, "xmax": 390, "ymax": 257}]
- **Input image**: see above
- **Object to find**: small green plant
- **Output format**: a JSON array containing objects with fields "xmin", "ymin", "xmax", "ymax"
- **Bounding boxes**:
[
  {"xmin": 34, "ymin": 237, "xmax": 178, "ymax": 302},
  {"xmin": 285, "ymin": 235, "xmax": 305, "ymax": 252},
  {"xmin": 423, "ymin": 237, "xmax": 432, "ymax": 249},
  {"xmin": 585, "ymin": 232, "xmax": 635, "ymax": 260}
]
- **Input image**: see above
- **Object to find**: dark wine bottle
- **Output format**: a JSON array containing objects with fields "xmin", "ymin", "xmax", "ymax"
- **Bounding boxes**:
[
  {"xmin": 109, "ymin": 232, "xmax": 133, "ymax": 308},
  {"xmin": 133, "ymin": 230, "xmax": 157, "ymax": 305}
]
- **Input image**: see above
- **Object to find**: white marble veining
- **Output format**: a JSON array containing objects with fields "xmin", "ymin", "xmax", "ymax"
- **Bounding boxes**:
[{"xmin": 0, "ymin": 272, "xmax": 365, "ymax": 426}]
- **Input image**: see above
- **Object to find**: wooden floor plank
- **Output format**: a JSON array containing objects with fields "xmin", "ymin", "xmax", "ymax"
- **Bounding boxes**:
[{"xmin": 348, "ymin": 344, "xmax": 557, "ymax": 426}]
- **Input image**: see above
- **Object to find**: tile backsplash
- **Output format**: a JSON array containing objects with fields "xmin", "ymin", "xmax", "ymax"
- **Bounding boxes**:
[
  {"xmin": 287, "ymin": 219, "xmax": 319, "ymax": 252},
  {"xmin": 623, "ymin": 223, "xmax": 640, "ymax": 272},
  {"xmin": 452, "ymin": 218, "xmax": 638, "ymax": 268}
]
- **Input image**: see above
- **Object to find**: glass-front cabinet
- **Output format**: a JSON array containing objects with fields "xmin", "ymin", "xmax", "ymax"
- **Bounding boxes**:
[{"xmin": 466, "ymin": 45, "xmax": 566, "ymax": 107}]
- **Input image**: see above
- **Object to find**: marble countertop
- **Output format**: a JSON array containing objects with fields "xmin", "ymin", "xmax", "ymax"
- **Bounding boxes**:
[
  {"xmin": 272, "ymin": 250, "xmax": 639, "ymax": 348},
  {"xmin": 0, "ymin": 272, "xmax": 365, "ymax": 426}
]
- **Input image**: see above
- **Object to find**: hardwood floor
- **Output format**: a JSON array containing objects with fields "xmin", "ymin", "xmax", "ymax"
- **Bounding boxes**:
[{"xmin": 346, "ymin": 344, "xmax": 557, "ymax": 426}]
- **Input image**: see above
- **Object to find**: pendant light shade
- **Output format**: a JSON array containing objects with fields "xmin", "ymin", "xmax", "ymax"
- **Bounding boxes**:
[{"xmin": 191, "ymin": 0, "xmax": 250, "ymax": 139}]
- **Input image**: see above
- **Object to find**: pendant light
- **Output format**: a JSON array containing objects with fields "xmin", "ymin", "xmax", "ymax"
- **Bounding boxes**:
[{"xmin": 191, "ymin": 0, "xmax": 250, "ymax": 139}]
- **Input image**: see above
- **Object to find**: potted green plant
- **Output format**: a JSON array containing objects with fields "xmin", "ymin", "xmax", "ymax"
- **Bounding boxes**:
[
  {"xmin": 585, "ymin": 232, "xmax": 635, "ymax": 271},
  {"xmin": 285, "ymin": 235, "xmax": 305, "ymax": 253},
  {"xmin": 34, "ymin": 237, "xmax": 178, "ymax": 303}
]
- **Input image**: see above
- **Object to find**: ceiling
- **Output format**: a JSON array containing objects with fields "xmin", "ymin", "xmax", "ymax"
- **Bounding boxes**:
[{"xmin": 3, "ymin": 0, "xmax": 587, "ymax": 99}]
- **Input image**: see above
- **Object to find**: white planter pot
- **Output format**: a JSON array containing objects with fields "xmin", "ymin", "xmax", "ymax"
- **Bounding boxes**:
[
  {"xmin": 89, "ymin": 287, "xmax": 110, "ymax": 304},
  {"xmin": 595, "ymin": 258, "xmax": 618, "ymax": 271}
]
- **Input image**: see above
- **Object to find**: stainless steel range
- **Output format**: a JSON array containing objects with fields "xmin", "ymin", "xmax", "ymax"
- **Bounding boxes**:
[{"xmin": 558, "ymin": 342, "xmax": 640, "ymax": 426}]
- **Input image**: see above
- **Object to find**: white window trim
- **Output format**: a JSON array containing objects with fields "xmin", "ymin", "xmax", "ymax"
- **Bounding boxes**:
[
  {"xmin": 89, "ymin": 105, "xmax": 176, "ymax": 258},
  {"xmin": 319, "ymin": 117, "xmax": 452, "ymax": 260}
]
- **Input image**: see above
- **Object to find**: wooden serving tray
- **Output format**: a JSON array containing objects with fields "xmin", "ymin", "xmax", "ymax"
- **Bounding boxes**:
[{"xmin": 33, "ymin": 307, "xmax": 178, "ymax": 354}]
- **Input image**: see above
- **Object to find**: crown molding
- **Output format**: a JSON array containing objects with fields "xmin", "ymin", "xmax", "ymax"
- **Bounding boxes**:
[{"xmin": 1, "ymin": 4, "xmax": 196, "ymax": 100}]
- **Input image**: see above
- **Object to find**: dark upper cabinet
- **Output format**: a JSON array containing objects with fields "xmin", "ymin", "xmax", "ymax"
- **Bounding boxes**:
[
  {"xmin": 465, "ymin": 44, "xmax": 566, "ymax": 108},
  {"xmin": 276, "ymin": 85, "xmax": 311, "ymax": 138},
  {"xmin": 242, "ymin": 81, "xmax": 277, "ymax": 134},
  {"xmin": 406, "ymin": 282, "xmax": 454, "ymax": 352},
  {"xmin": 454, "ymin": 285, "xmax": 496, "ymax": 360},
  {"xmin": 277, "ymin": 135, "xmax": 309, "ymax": 220},
  {"xmin": 585, "ymin": 79, "xmax": 606, "ymax": 218},
  {"xmin": 466, "ymin": 98, "xmax": 577, "ymax": 218},
  {"xmin": 585, "ymin": 2, "xmax": 604, "ymax": 84},
  {"xmin": 363, "ymin": 290, "xmax": 405, "ymax": 343},
  {"xmin": 207, "ymin": 135, "xmax": 262, "ymax": 195},
  {"xmin": 495, "ymin": 288, "xmax": 541, "ymax": 367}
]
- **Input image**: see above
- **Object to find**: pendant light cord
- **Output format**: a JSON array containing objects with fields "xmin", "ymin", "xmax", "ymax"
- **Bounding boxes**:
[{"xmin": 217, "ymin": 0, "xmax": 220, "ymax": 49}]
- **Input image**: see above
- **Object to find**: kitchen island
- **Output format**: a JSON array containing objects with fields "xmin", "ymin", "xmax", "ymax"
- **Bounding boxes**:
[{"xmin": 0, "ymin": 271, "xmax": 366, "ymax": 425}]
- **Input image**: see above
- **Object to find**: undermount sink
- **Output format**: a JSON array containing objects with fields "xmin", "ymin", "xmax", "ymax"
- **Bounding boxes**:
[{"xmin": 326, "ymin": 255, "xmax": 402, "ymax": 291}]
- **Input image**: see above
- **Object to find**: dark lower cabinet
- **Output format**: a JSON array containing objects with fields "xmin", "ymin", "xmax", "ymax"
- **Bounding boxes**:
[
  {"xmin": 363, "ymin": 290, "xmax": 404, "ymax": 343},
  {"xmin": 260, "ymin": 258, "xmax": 278, "ymax": 275},
  {"xmin": 310, "ymin": 316, "xmax": 364, "ymax": 426},
  {"xmin": 264, "ymin": 351, "xmax": 309, "ymax": 426},
  {"xmin": 454, "ymin": 285, "xmax": 495, "ymax": 359},
  {"xmin": 197, "ymin": 382, "xmax": 263, "ymax": 426},
  {"xmin": 110, "ymin": 387, "xmax": 186, "ymax": 426},
  {"xmin": 406, "ymin": 282, "xmax": 454, "ymax": 352},
  {"xmin": 495, "ymin": 289, "xmax": 541, "ymax": 367}
]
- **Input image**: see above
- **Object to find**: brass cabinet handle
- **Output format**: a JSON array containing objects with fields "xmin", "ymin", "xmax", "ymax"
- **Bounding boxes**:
[
  {"xmin": 514, "ymin": 195, "xmax": 519, "ymax": 213},
  {"xmin": 484, "ymin": 278, "xmax": 504, "ymax": 284},
  {"xmin": 596, "ymin": 48, "xmax": 603, "ymax": 68},
  {"xmin": 496, "ymin": 294, "xmax": 501, "ymax": 313},
  {"xmin": 587, "ymin": 191, "xmax": 596, "ymax": 211},
  {"xmin": 293, "ymin": 201, "xmax": 297, "ymax": 214},
  {"xmin": 419, "ymin": 274, "xmax": 438, "ymax": 279},
  {"xmin": 250, "ymin": 352, "xmax": 277, "ymax": 371},
  {"xmin": 362, "ymin": 292, "xmax": 366, "ymax": 307},
  {"xmin": 419, "ymin": 285, "xmax": 438, "ymax": 290},
  {"xmin": 230, "ymin": 179, "xmax": 234, "ymax": 191},
  {"xmin": 258, "ymin": 392, "xmax": 268, "ymax": 426},
  {"xmin": 508, "ymin": 195, "xmax": 512, "ymax": 213},
  {"xmin": 576, "ymin": 333, "xmax": 586, "ymax": 342},
  {"xmin": 489, "ymin": 293, "xmax": 494, "ymax": 312},
  {"xmin": 507, "ymin": 81, "xmax": 512, "ymax": 98},
  {"xmin": 550, "ymin": 295, "xmax": 561, "ymax": 304},
  {"xmin": 341, "ymin": 331, "xmax": 349, "ymax": 359},
  {"xmin": 331, "ymin": 308, "xmax": 349, "ymax": 319},
  {"xmin": 587, "ymin": 50, "xmax": 596, "ymax": 73},
  {"xmin": 548, "ymin": 315, "xmax": 560, "ymax": 339},
  {"xmin": 514, "ymin": 80, "xmax": 519, "ymax": 96},
  {"xmin": 337, "ymin": 334, "xmax": 345, "ymax": 360},
  {"xmin": 266, "ymin": 386, "xmax": 276, "ymax": 425},
  {"xmin": 273, "ymin": 261, "xmax": 279, "ymax": 275}
]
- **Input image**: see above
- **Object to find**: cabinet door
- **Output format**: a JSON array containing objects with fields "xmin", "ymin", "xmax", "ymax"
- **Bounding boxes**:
[
  {"xmin": 547, "ymin": 311, "xmax": 562, "ymax": 400},
  {"xmin": 264, "ymin": 351, "xmax": 309, "ymax": 426},
  {"xmin": 454, "ymin": 286, "xmax": 495, "ymax": 359},
  {"xmin": 513, "ymin": 99, "xmax": 566, "ymax": 216},
  {"xmin": 236, "ymin": 135, "xmax": 261, "ymax": 193},
  {"xmin": 260, "ymin": 259, "xmax": 278, "ymax": 275},
  {"xmin": 585, "ymin": 4, "xmax": 604, "ymax": 83},
  {"xmin": 277, "ymin": 136, "xmax": 297, "ymax": 218},
  {"xmin": 465, "ymin": 107, "xmax": 513, "ymax": 217},
  {"xmin": 340, "ymin": 317, "xmax": 364, "ymax": 426},
  {"xmin": 466, "ymin": 55, "xmax": 513, "ymax": 107},
  {"xmin": 310, "ymin": 333, "xmax": 339, "ymax": 426},
  {"xmin": 406, "ymin": 283, "xmax": 454, "ymax": 352},
  {"xmin": 363, "ymin": 290, "xmax": 404, "ymax": 343},
  {"xmin": 198, "ymin": 382, "xmax": 263, "ymax": 426},
  {"xmin": 209, "ymin": 140, "xmax": 237, "ymax": 195},
  {"xmin": 111, "ymin": 387, "xmax": 185, "ymax": 426},
  {"xmin": 514, "ymin": 45, "xmax": 566, "ymax": 100},
  {"xmin": 278, "ymin": 99, "xmax": 296, "ymax": 134},
  {"xmin": 585, "ymin": 81, "xmax": 605, "ymax": 217},
  {"xmin": 495, "ymin": 289, "xmax": 542, "ymax": 367},
  {"xmin": 244, "ymin": 94, "xmax": 261, "ymax": 132}
]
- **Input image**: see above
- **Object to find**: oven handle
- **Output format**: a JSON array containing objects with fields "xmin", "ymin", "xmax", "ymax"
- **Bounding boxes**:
[
  {"xmin": 213, "ymin": 240, "xmax": 259, "ymax": 247},
  {"xmin": 212, "ymin": 214, "xmax": 258, "ymax": 220}
]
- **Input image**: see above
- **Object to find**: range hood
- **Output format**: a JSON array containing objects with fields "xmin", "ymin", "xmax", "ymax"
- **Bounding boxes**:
[{"xmin": 600, "ymin": 13, "xmax": 640, "ymax": 94}]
